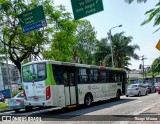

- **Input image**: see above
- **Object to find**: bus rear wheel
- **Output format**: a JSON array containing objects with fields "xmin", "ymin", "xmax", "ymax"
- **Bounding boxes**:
[
  {"xmin": 84, "ymin": 94, "xmax": 92, "ymax": 107},
  {"xmin": 116, "ymin": 91, "xmax": 121, "ymax": 100},
  {"xmin": 13, "ymin": 109, "xmax": 20, "ymax": 112},
  {"xmin": 25, "ymin": 106, "xmax": 33, "ymax": 112}
]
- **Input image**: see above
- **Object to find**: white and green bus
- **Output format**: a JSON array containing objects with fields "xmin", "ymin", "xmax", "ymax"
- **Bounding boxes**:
[{"xmin": 22, "ymin": 60, "xmax": 127, "ymax": 108}]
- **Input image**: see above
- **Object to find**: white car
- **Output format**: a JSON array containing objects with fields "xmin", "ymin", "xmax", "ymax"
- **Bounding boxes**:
[{"xmin": 126, "ymin": 84, "xmax": 148, "ymax": 97}]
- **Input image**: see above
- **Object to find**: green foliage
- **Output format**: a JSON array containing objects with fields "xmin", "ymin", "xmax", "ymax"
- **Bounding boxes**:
[
  {"xmin": 93, "ymin": 32, "xmax": 139, "ymax": 69},
  {"xmin": 93, "ymin": 38, "xmax": 110, "ymax": 66},
  {"xmin": 0, "ymin": 102, "xmax": 8, "ymax": 110},
  {"xmin": 111, "ymin": 32, "xmax": 139, "ymax": 68},
  {"xmin": 12, "ymin": 90, "xmax": 21, "ymax": 97},
  {"xmin": 0, "ymin": 0, "xmax": 79, "ymax": 73},
  {"xmin": 146, "ymin": 57, "xmax": 160, "ymax": 77},
  {"xmin": 125, "ymin": 0, "xmax": 160, "ymax": 33},
  {"xmin": 72, "ymin": 20, "xmax": 97, "ymax": 64}
]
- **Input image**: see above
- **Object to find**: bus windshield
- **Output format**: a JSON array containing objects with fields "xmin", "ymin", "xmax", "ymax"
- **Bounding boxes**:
[{"xmin": 22, "ymin": 63, "xmax": 46, "ymax": 82}]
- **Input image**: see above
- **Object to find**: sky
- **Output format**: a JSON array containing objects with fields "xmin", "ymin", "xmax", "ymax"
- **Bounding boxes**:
[{"xmin": 54, "ymin": 0, "xmax": 160, "ymax": 70}]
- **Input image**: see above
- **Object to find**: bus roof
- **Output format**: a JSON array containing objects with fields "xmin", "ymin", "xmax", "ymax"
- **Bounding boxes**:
[{"xmin": 22, "ymin": 60, "xmax": 126, "ymax": 71}]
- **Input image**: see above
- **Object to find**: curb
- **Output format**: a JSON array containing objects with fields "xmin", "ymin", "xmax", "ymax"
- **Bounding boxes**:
[{"xmin": 0, "ymin": 109, "xmax": 12, "ymax": 113}]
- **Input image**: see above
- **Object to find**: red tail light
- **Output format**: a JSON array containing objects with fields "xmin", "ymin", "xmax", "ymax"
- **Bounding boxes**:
[
  {"xmin": 16, "ymin": 99, "xmax": 21, "ymax": 103},
  {"xmin": 23, "ymin": 90, "xmax": 27, "ymax": 100},
  {"xmin": 136, "ymin": 88, "xmax": 139, "ymax": 90},
  {"xmin": 46, "ymin": 86, "xmax": 51, "ymax": 100}
]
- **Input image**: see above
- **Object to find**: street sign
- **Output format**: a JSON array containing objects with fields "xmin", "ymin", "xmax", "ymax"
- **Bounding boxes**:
[
  {"xmin": 18, "ymin": 5, "xmax": 47, "ymax": 33},
  {"xmin": 71, "ymin": 0, "xmax": 104, "ymax": 20},
  {"xmin": 156, "ymin": 40, "xmax": 160, "ymax": 51}
]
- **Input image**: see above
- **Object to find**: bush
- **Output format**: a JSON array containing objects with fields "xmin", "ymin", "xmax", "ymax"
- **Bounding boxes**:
[
  {"xmin": 0, "ymin": 102, "xmax": 8, "ymax": 110},
  {"xmin": 12, "ymin": 90, "xmax": 21, "ymax": 97}
]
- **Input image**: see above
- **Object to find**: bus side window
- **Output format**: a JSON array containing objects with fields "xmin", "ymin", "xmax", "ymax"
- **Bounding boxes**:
[
  {"xmin": 93, "ymin": 69, "xmax": 99, "ymax": 83},
  {"xmin": 52, "ymin": 65, "xmax": 63, "ymax": 85},
  {"xmin": 106, "ymin": 71, "xmax": 110, "ymax": 82},
  {"xmin": 79, "ymin": 68, "xmax": 88, "ymax": 84},
  {"xmin": 63, "ymin": 72, "xmax": 68, "ymax": 86},
  {"xmin": 100, "ymin": 71, "xmax": 106, "ymax": 83},
  {"xmin": 110, "ymin": 72, "xmax": 115, "ymax": 82}
]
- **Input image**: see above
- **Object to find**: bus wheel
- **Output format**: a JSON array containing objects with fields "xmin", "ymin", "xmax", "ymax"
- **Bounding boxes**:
[
  {"xmin": 84, "ymin": 94, "xmax": 92, "ymax": 107},
  {"xmin": 25, "ymin": 106, "xmax": 33, "ymax": 112},
  {"xmin": 116, "ymin": 91, "xmax": 121, "ymax": 100},
  {"xmin": 13, "ymin": 109, "xmax": 20, "ymax": 112}
]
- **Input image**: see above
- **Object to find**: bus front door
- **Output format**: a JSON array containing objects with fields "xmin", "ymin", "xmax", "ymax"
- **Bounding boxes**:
[{"xmin": 63, "ymin": 68, "xmax": 76, "ymax": 106}]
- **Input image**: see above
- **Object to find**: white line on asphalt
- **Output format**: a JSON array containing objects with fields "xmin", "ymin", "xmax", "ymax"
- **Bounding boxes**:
[{"xmin": 135, "ymin": 101, "xmax": 142, "ymax": 103}]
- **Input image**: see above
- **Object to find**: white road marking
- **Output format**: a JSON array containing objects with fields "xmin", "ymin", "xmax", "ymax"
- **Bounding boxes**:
[{"xmin": 135, "ymin": 101, "xmax": 143, "ymax": 103}]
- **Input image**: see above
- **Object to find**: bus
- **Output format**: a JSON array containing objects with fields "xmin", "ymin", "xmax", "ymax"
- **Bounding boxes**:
[{"xmin": 22, "ymin": 60, "xmax": 127, "ymax": 109}]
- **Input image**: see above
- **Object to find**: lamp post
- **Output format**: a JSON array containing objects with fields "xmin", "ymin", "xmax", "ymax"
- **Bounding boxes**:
[{"xmin": 109, "ymin": 25, "xmax": 122, "ymax": 67}]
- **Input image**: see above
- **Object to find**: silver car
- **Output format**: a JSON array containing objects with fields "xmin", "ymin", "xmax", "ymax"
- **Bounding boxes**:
[
  {"xmin": 8, "ymin": 92, "xmax": 25, "ymax": 112},
  {"xmin": 8, "ymin": 92, "xmax": 32, "ymax": 112},
  {"xmin": 126, "ymin": 84, "xmax": 148, "ymax": 97}
]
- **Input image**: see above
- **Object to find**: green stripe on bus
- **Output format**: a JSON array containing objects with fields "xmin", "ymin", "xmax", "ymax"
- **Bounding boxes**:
[{"xmin": 45, "ymin": 64, "xmax": 56, "ymax": 85}]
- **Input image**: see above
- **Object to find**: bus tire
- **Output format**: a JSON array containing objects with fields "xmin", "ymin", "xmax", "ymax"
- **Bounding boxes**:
[
  {"xmin": 116, "ymin": 91, "xmax": 121, "ymax": 100},
  {"xmin": 13, "ymin": 109, "xmax": 20, "ymax": 112},
  {"xmin": 25, "ymin": 106, "xmax": 33, "ymax": 112},
  {"xmin": 84, "ymin": 94, "xmax": 92, "ymax": 107}
]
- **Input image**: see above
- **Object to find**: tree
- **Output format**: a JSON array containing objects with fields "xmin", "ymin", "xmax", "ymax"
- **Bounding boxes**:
[
  {"xmin": 72, "ymin": 20, "xmax": 97, "ymax": 64},
  {"xmin": 125, "ymin": 0, "xmax": 160, "ymax": 32},
  {"xmin": 111, "ymin": 32, "xmax": 140, "ymax": 69},
  {"xmin": 93, "ymin": 38, "xmax": 111, "ymax": 66},
  {"xmin": 148, "ymin": 57, "xmax": 160, "ymax": 76},
  {"xmin": 0, "ymin": 0, "xmax": 76, "ymax": 74}
]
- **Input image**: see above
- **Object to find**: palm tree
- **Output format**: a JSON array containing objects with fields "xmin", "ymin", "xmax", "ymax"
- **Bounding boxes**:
[
  {"xmin": 111, "ymin": 32, "xmax": 140, "ymax": 69},
  {"xmin": 93, "ymin": 38, "xmax": 111, "ymax": 66}
]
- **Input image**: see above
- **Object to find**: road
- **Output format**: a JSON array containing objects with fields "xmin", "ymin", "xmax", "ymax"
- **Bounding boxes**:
[{"xmin": 0, "ymin": 93, "xmax": 160, "ymax": 124}]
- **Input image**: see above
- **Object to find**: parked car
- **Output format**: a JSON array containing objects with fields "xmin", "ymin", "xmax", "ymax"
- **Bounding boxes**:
[
  {"xmin": 7, "ymin": 92, "xmax": 32, "ymax": 112},
  {"xmin": 144, "ymin": 83, "xmax": 156, "ymax": 93},
  {"xmin": 158, "ymin": 86, "xmax": 160, "ymax": 94},
  {"xmin": 126, "ymin": 84, "xmax": 148, "ymax": 97},
  {"xmin": 0, "ymin": 93, "xmax": 5, "ymax": 102},
  {"xmin": 154, "ymin": 83, "xmax": 160, "ymax": 91}
]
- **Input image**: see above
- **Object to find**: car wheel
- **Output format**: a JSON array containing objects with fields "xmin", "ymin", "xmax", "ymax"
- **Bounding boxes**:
[
  {"xmin": 116, "ymin": 91, "xmax": 121, "ymax": 100},
  {"xmin": 145, "ymin": 91, "xmax": 148, "ymax": 95},
  {"xmin": 25, "ymin": 106, "xmax": 33, "ymax": 112},
  {"xmin": 138, "ymin": 92, "xmax": 141, "ymax": 97},
  {"xmin": 84, "ymin": 94, "xmax": 92, "ymax": 107},
  {"xmin": 126, "ymin": 95, "xmax": 128, "ymax": 97},
  {"xmin": 13, "ymin": 109, "xmax": 20, "ymax": 112}
]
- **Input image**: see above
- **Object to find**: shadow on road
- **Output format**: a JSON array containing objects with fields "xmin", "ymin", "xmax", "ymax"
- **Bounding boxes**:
[{"xmin": 27, "ymin": 97, "xmax": 137, "ymax": 121}]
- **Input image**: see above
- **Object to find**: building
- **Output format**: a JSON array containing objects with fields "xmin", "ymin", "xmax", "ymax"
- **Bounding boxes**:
[
  {"xmin": 0, "ymin": 63, "xmax": 20, "ymax": 91},
  {"xmin": 127, "ymin": 69, "xmax": 143, "ymax": 79}
]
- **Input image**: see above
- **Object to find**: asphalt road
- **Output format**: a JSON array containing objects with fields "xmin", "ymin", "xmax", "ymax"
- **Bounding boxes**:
[{"xmin": 0, "ymin": 92, "xmax": 160, "ymax": 124}]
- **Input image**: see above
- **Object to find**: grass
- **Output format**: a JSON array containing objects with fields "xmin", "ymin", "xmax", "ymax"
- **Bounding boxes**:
[{"xmin": 0, "ymin": 102, "xmax": 8, "ymax": 111}]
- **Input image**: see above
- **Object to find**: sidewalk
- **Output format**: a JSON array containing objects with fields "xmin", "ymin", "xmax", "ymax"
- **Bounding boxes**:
[{"xmin": 128, "ymin": 102, "xmax": 160, "ymax": 124}]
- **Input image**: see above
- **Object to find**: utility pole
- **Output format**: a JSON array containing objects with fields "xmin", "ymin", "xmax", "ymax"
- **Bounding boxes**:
[{"xmin": 141, "ymin": 55, "xmax": 147, "ymax": 79}]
